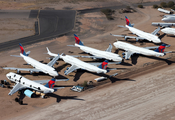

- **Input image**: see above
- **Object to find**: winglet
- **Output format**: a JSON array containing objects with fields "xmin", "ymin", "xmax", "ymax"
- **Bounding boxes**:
[
  {"xmin": 125, "ymin": 16, "xmax": 132, "ymax": 27},
  {"xmin": 98, "ymin": 60, "xmax": 108, "ymax": 70},
  {"xmin": 74, "ymin": 34, "xmax": 84, "ymax": 46},
  {"xmin": 19, "ymin": 43, "xmax": 27, "ymax": 56}
]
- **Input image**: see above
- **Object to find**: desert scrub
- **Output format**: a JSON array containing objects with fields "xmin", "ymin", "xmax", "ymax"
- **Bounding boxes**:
[
  {"xmin": 138, "ymin": 5, "xmax": 143, "ymax": 8},
  {"xmin": 101, "ymin": 9, "xmax": 115, "ymax": 20}
]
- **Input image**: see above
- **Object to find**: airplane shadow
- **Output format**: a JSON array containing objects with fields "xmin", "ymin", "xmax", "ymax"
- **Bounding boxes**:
[
  {"xmin": 159, "ymin": 33, "xmax": 166, "ymax": 39},
  {"xmin": 73, "ymin": 70, "xmax": 85, "ymax": 82},
  {"xmin": 131, "ymin": 54, "xmax": 175, "ymax": 65},
  {"xmin": 55, "ymin": 63, "xmax": 69, "ymax": 72},
  {"xmin": 46, "ymin": 93, "xmax": 85, "ymax": 103},
  {"xmin": 131, "ymin": 54, "xmax": 139, "ymax": 65},
  {"xmin": 140, "ymin": 54, "xmax": 175, "ymax": 65},
  {"xmin": 120, "ymin": 61, "xmax": 133, "ymax": 66},
  {"xmin": 20, "ymin": 72, "xmax": 49, "ymax": 76}
]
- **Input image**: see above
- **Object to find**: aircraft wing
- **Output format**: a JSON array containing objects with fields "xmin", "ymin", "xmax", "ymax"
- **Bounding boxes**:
[
  {"xmin": 3, "ymin": 67, "xmax": 41, "ymax": 72},
  {"xmin": 124, "ymin": 51, "xmax": 135, "ymax": 60},
  {"xmin": 74, "ymin": 55, "xmax": 103, "ymax": 59},
  {"xmin": 47, "ymin": 54, "xmax": 60, "ymax": 67},
  {"xmin": 110, "ymin": 33, "xmax": 145, "ymax": 40},
  {"xmin": 9, "ymin": 83, "xmax": 26, "ymax": 95},
  {"xmin": 33, "ymin": 79, "xmax": 69, "ymax": 84},
  {"xmin": 64, "ymin": 65, "xmax": 80, "ymax": 75},
  {"xmin": 105, "ymin": 44, "xmax": 113, "ymax": 52},
  {"xmin": 151, "ymin": 27, "xmax": 160, "ymax": 35}
]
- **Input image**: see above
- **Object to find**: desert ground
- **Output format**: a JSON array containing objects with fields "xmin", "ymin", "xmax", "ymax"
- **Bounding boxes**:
[{"xmin": 0, "ymin": 0, "xmax": 175, "ymax": 120}]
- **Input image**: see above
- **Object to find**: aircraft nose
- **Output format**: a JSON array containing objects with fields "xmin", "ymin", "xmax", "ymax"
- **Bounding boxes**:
[
  {"xmin": 50, "ymin": 71, "xmax": 59, "ymax": 77},
  {"xmin": 162, "ymin": 17, "xmax": 169, "ymax": 22}
]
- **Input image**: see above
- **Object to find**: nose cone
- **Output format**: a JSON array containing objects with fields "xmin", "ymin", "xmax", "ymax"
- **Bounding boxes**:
[
  {"xmin": 161, "ymin": 28, "xmax": 166, "ymax": 33},
  {"xmin": 113, "ymin": 42, "xmax": 118, "ymax": 48},
  {"xmin": 162, "ymin": 17, "xmax": 175, "ymax": 22},
  {"xmin": 50, "ymin": 71, "xmax": 59, "ymax": 77}
]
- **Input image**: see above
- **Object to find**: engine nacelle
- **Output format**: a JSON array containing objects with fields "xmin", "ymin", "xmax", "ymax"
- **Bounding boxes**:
[
  {"xmin": 64, "ymin": 70, "xmax": 68, "ymax": 75},
  {"xmin": 66, "ymin": 67, "xmax": 70, "ymax": 70},
  {"xmin": 24, "ymin": 90, "xmax": 36, "ymax": 98},
  {"xmin": 29, "ymin": 70, "xmax": 33, "ymax": 74},
  {"xmin": 17, "ymin": 70, "xmax": 20, "ymax": 74},
  {"xmin": 122, "ymin": 52, "xmax": 125, "ymax": 55}
]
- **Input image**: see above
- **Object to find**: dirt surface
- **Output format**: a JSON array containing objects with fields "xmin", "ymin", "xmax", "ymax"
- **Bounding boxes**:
[{"xmin": 0, "ymin": 0, "xmax": 175, "ymax": 120}]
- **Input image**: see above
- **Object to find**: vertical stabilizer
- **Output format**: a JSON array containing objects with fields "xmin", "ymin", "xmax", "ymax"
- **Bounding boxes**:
[
  {"xmin": 45, "ymin": 78, "xmax": 56, "ymax": 89},
  {"xmin": 154, "ymin": 44, "xmax": 166, "ymax": 53},
  {"xmin": 19, "ymin": 43, "xmax": 27, "ymax": 56},
  {"xmin": 98, "ymin": 60, "xmax": 108, "ymax": 70},
  {"xmin": 125, "ymin": 16, "xmax": 132, "ymax": 27},
  {"xmin": 74, "ymin": 34, "xmax": 84, "ymax": 46}
]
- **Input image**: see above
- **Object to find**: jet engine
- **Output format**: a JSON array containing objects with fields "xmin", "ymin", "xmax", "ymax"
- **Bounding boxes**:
[
  {"xmin": 29, "ymin": 70, "xmax": 33, "ymax": 74},
  {"xmin": 24, "ymin": 89, "xmax": 36, "ymax": 98}
]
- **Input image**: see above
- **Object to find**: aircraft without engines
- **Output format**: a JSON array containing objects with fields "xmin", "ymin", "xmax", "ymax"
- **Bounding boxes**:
[
  {"xmin": 113, "ymin": 41, "xmax": 172, "ymax": 60},
  {"xmin": 46, "ymin": 47, "xmax": 120, "ymax": 75},
  {"xmin": 111, "ymin": 16, "xmax": 161, "ymax": 43},
  {"xmin": 3, "ymin": 43, "xmax": 59, "ymax": 77},
  {"xmin": 161, "ymin": 27, "xmax": 175, "ymax": 35},
  {"xmin": 67, "ymin": 34, "xmax": 122, "ymax": 62}
]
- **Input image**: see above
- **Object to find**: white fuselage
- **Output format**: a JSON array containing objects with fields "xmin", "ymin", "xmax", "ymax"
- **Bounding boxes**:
[
  {"xmin": 162, "ymin": 16, "xmax": 175, "ymax": 22},
  {"xmin": 161, "ymin": 27, "xmax": 175, "ymax": 35},
  {"xmin": 20, "ymin": 53, "xmax": 58, "ymax": 77},
  {"xmin": 74, "ymin": 44, "xmax": 122, "ymax": 62},
  {"xmin": 60, "ymin": 54, "xmax": 107, "ymax": 74},
  {"xmin": 126, "ymin": 25, "xmax": 161, "ymax": 43},
  {"xmin": 113, "ymin": 41, "xmax": 164, "ymax": 57},
  {"xmin": 6, "ymin": 72, "xmax": 54, "ymax": 94}
]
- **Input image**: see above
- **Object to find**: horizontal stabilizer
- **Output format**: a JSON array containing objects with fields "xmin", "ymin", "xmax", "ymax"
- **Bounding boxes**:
[
  {"xmin": 67, "ymin": 45, "xmax": 79, "ymax": 47},
  {"xmin": 10, "ymin": 55, "xmax": 22, "ymax": 57},
  {"xmin": 117, "ymin": 25, "xmax": 127, "ymax": 28}
]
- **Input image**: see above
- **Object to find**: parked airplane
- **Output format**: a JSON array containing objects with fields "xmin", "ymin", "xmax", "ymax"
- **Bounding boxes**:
[
  {"xmin": 152, "ymin": 22, "xmax": 175, "ymax": 27},
  {"xmin": 158, "ymin": 8, "xmax": 171, "ymax": 14},
  {"xmin": 67, "ymin": 34, "xmax": 122, "ymax": 62},
  {"xmin": 46, "ymin": 47, "xmax": 120, "ymax": 75},
  {"xmin": 113, "ymin": 41, "xmax": 172, "ymax": 60},
  {"xmin": 162, "ymin": 15, "xmax": 175, "ymax": 22},
  {"xmin": 6, "ymin": 72, "xmax": 68, "ymax": 98},
  {"xmin": 3, "ymin": 43, "xmax": 59, "ymax": 77},
  {"xmin": 161, "ymin": 27, "xmax": 175, "ymax": 35},
  {"xmin": 111, "ymin": 16, "xmax": 161, "ymax": 43}
]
